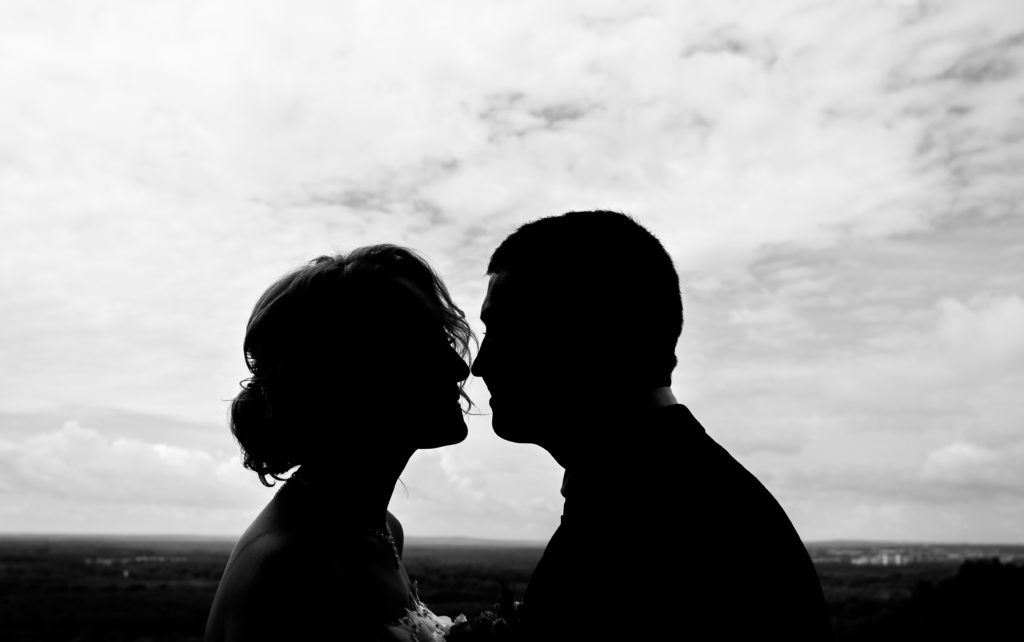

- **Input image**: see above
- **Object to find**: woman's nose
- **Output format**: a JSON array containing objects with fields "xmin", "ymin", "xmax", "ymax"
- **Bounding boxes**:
[
  {"xmin": 470, "ymin": 335, "xmax": 488, "ymax": 378},
  {"xmin": 450, "ymin": 346, "xmax": 470, "ymax": 382}
]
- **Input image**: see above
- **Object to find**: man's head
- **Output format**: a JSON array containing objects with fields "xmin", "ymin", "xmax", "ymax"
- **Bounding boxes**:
[{"xmin": 471, "ymin": 210, "xmax": 682, "ymax": 456}]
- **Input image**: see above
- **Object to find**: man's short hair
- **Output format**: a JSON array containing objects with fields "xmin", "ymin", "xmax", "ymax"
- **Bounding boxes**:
[{"xmin": 487, "ymin": 210, "xmax": 683, "ymax": 387}]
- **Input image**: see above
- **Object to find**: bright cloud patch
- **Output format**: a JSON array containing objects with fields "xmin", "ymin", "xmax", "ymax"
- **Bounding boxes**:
[
  {"xmin": 933, "ymin": 296, "xmax": 1024, "ymax": 372},
  {"xmin": 920, "ymin": 441, "xmax": 1024, "ymax": 498},
  {"xmin": 0, "ymin": 421, "xmax": 256, "ymax": 507}
]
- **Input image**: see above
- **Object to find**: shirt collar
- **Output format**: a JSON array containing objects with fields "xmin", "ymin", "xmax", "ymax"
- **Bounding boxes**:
[
  {"xmin": 560, "ymin": 387, "xmax": 679, "ymax": 498},
  {"xmin": 645, "ymin": 386, "xmax": 679, "ymax": 410}
]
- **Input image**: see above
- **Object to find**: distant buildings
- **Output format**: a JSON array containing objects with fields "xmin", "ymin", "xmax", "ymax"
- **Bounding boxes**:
[
  {"xmin": 850, "ymin": 551, "xmax": 909, "ymax": 566},
  {"xmin": 807, "ymin": 543, "xmax": 1024, "ymax": 566}
]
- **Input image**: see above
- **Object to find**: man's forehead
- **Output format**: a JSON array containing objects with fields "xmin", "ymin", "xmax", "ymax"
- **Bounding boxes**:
[
  {"xmin": 481, "ymin": 271, "xmax": 562, "ymax": 322},
  {"xmin": 480, "ymin": 273, "xmax": 502, "ymax": 316},
  {"xmin": 484, "ymin": 272, "xmax": 511, "ymax": 299},
  {"xmin": 481, "ymin": 272, "xmax": 522, "ymax": 320}
]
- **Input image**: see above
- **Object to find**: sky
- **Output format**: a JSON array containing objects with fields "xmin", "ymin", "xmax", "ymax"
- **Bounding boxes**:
[{"xmin": 1, "ymin": 0, "xmax": 1022, "ymax": 543}]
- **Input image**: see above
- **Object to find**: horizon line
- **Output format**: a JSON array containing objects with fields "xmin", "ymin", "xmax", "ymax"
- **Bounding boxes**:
[{"xmin": 1, "ymin": 532, "xmax": 1023, "ymax": 547}]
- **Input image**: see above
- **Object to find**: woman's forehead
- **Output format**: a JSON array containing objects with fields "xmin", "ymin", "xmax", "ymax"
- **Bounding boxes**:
[{"xmin": 372, "ymin": 276, "xmax": 444, "ymax": 328}]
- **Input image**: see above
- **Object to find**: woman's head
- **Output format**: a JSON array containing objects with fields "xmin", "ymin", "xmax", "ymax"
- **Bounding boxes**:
[{"xmin": 231, "ymin": 245, "xmax": 473, "ymax": 486}]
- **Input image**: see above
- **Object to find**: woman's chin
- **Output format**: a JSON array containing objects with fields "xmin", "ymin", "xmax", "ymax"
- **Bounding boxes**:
[{"xmin": 418, "ymin": 417, "xmax": 469, "ymax": 449}]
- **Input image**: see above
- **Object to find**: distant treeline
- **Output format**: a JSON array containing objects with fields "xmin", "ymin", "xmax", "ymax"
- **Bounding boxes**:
[
  {"xmin": 0, "ymin": 537, "xmax": 1022, "ymax": 641},
  {"xmin": 823, "ymin": 558, "xmax": 1024, "ymax": 640}
]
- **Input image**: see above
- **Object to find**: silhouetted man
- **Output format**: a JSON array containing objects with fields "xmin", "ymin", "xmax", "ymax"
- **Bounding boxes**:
[{"xmin": 472, "ymin": 211, "xmax": 831, "ymax": 640}]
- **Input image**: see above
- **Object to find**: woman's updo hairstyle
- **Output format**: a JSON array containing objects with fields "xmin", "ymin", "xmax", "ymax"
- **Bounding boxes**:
[{"xmin": 230, "ymin": 245, "xmax": 473, "ymax": 486}]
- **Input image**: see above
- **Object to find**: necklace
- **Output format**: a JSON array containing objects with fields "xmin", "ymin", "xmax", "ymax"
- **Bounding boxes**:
[
  {"xmin": 372, "ymin": 524, "xmax": 402, "ymax": 569},
  {"xmin": 287, "ymin": 474, "xmax": 401, "ymax": 569}
]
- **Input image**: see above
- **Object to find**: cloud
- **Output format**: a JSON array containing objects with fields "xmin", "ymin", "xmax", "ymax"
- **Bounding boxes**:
[
  {"xmin": 0, "ymin": 408, "xmax": 231, "ymax": 452},
  {"xmin": 3, "ymin": 0, "xmax": 1021, "ymax": 418},
  {"xmin": 0, "ymin": 420, "xmax": 261, "ymax": 508},
  {"xmin": 727, "ymin": 300, "xmax": 817, "ymax": 348},
  {"xmin": 932, "ymin": 296, "xmax": 1024, "ymax": 371},
  {"xmin": 0, "ymin": 410, "xmax": 271, "ymax": 534},
  {"xmin": 677, "ymin": 250, "xmax": 1024, "ymax": 537},
  {"xmin": 392, "ymin": 423, "xmax": 563, "ymax": 541},
  {"xmin": 0, "ymin": 0, "xmax": 1022, "ymax": 540},
  {"xmin": 0, "ymin": 410, "xmax": 563, "ymax": 539},
  {"xmin": 780, "ymin": 438, "xmax": 1024, "ymax": 506},
  {"xmin": 828, "ymin": 295, "xmax": 1024, "ymax": 425},
  {"xmin": 919, "ymin": 441, "xmax": 1024, "ymax": 497}
]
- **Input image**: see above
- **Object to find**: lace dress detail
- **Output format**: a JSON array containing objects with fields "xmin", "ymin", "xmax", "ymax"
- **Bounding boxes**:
[{"xmin": 381, "ymin": 593, "xmax": 466, "ymax": 641}]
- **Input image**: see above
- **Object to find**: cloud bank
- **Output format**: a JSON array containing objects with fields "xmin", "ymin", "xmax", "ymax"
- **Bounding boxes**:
[{"xmin": 0, "ymin": 0, "xmax": 1021, "ymax": 541}]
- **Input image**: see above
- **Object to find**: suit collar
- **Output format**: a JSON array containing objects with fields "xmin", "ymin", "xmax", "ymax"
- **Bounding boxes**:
[{"xmin": 560, "ymin": 388, "xmax": 683, "ymax": 499}]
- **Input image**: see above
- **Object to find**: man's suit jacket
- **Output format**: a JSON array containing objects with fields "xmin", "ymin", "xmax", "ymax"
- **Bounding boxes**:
[{"xmin": 522, "ymin": 404, "xmax": 831, "ymax": 640}]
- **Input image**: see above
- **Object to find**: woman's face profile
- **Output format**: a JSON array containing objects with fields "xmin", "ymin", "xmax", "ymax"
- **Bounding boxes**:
[{"xmin": 358, "ymin": 275, "xmax": 470, "ymax": 450}]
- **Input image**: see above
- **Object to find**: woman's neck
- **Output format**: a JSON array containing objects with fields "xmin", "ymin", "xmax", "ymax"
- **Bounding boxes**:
[{"xmin": 292, "ymin": 449, "xmax": 413, "ymax": 530}]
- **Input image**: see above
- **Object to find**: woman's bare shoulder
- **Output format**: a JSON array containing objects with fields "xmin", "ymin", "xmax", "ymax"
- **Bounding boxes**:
[
  {"xmin": 227, "ymin": 511, "xmax": 351, "ymax": 589},
  {"xmin": 207, "ymin": 518, "xmax": 354, "ymax": 641}
]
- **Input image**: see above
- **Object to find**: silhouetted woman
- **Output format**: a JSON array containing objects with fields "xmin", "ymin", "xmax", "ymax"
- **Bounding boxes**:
[{"xmin": 205, "ymin": 246, "xmax": 472, "ymax": 641}]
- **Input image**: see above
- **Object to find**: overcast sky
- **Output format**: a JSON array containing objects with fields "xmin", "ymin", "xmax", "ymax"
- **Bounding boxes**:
[{"xmin": 1, "ymin": 0, "xmax": 1022, "ymax": 543}]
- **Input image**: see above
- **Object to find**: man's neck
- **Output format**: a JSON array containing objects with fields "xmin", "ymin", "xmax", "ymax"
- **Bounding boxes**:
[
  {"xmin": 641, "ymin": 386, "xmax": 678, "ymax": 410},
  {"xmin": 560, "ymin": 386, "xmax": 679, "ymax": 498}
]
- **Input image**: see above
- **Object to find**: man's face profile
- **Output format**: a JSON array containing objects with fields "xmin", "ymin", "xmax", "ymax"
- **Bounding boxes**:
[{"xmin": 472, "ymin": 272, "xmax": 570, "ymax": 449}]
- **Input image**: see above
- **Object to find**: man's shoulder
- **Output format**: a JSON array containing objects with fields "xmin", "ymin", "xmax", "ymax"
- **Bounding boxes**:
[
  {"xmin": 655, "ymin": 406, "xmax": 805, "ymax": 536},
  {"xmin": 660, "ymin": 406, "xmax": 771, "ymax": 486}
]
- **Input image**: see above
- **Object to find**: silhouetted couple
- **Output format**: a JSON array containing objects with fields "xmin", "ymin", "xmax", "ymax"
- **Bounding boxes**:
[{"xmin": 205, "ymin": 211, "xmax": 832, "ymax": 641}]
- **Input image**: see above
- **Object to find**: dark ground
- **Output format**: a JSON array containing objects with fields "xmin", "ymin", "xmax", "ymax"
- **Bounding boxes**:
[{"xmin": 1, "ymin": 536, "xmax": 1022, "ymax": 641}]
